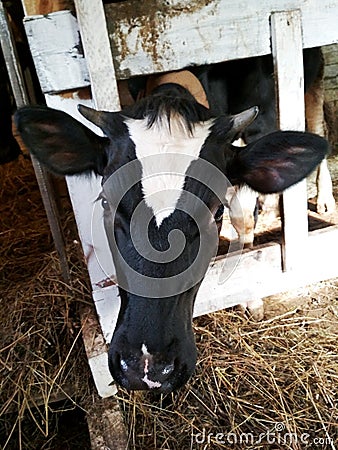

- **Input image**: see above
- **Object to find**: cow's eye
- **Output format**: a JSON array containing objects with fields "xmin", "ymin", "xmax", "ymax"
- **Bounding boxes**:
[
  {"xmin": 101, "ymin": 197, "xmax": 110, "ymax": 211},
  {"xmin": 214, "ymin": 204, "xmax": 224, "ymax": 223}
]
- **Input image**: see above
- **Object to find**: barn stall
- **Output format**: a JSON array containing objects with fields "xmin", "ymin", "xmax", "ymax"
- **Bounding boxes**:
[{"xmin": 0, "ymin": 0, "xmax": 338, "ymax": 448}]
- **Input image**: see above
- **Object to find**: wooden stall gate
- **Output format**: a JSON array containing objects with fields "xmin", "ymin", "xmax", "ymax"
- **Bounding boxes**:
[{"xmin": 19, "ymin": 0, "xmax": 338, "ymax": 417}]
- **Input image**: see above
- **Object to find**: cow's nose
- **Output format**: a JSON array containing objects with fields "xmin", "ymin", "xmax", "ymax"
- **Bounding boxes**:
[{"xmin": 109, "ymin": 349, "xmax": 179, "ymax": 392}]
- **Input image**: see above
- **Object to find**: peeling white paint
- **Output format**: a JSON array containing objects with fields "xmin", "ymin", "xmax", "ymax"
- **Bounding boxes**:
[{"xmin": 24, "ymin": 11, "xmax": 90, "ymax": 93}]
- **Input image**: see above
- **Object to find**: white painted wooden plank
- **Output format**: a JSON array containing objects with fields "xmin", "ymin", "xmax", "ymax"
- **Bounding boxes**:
[
  {"xmin": 23, "ymin": 11, "xmax": 90, "ymax": 93},
  {"xmin": 73, "ymin": 0, "xmax": 120, "ymax": 111},
  {"xmin": 271, "ymin": 11, "xmax": 306, "ymax": 132},
  {"xmin": 194, "ymin": 225, "xmax": 338, "ymax": 318},
  {"xmin": 93, "ymin": 286, "xmax": 120, "ymax": 343},
  {"xmin": 44, "ymin": 0, "xmax": 122, "ymax": 399},
  {"xmin": 45, "ymin": 93, "xmax": 116, "ymax": 289},
  {"xmin": 45, "ymin": 94, "xmax": 119, "ymax": 398},
  {"xmin": 270, "ymin": 10, "xmax": 309, "ymax": 271},
  {"xmin": 22, "ymin": 1, "xmax": 338, "ymax": 92},
  {"xmin": 87, "ymin": 353, "xmax": 117, "ymax": 398},
  {"xmin": 106, "ymin": 0, "xmax": 338, "ymax": 79},
  {"xmin": 81, "ymin": 304, "xmax": 117, "ymax": 398}
]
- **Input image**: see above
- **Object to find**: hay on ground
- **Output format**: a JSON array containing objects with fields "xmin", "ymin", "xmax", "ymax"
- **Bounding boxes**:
[
  {"xmin": 0, "ymin": 156, "xmax": 93, "ymax": 449},
  {"xmin": 117, "ymin": 284, "xmax": 338, "ymax": 449}
]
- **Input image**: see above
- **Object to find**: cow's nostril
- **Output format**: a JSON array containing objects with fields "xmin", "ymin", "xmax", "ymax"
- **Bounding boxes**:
[
  {"xmin": 120, "ymin": 358, "xmax": 128, "ymax": 372},
  {"xmin": 162, "ymin": 363, "xmax": 174, "ymax": 376}
]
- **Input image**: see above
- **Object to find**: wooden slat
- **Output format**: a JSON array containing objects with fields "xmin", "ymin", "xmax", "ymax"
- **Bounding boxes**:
[
  {"xmin": 106, "ymin": 0, "xmax": 338, "ymax": 79},
  {"xmin": 43, "ymin": 95, "xmax": 116, "ymax": 290},
  {"xmin": 23, "ymin": 11, "xmax": 90, "ymax": 93},
  {"xmin": 73, "ymin": 0, "xmax": 120, "ymax": 111},
  {"xmin": 86, "ymin": 393, "xmax": 128, "ymax": 450},
  {"xmin": 195, "ymin": 226, "xmax": 338, "ymax": 317},
  {"xmin": 21, "ymin": 0, "xmax": 119, "ymax": 403},
  {"xmin": 22, "ymin": 1, "xmax": 338, "ymax": 93},
  {"xmin": 199, "ymin": 225, "xmax": 338, "ymax": 317},
  {"xmin": 80, "ymin": 304, "xmax": 117, "ymax": 398},
  {"xmin": 270, "ymin": 10, "xmax": 309, "ymax": 271},
  {"xmin": 92, "ymin": 286, "xmax": 120, "ymax": 344}
]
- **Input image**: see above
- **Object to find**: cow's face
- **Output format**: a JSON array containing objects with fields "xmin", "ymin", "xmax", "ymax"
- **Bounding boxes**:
[
  {"xmin": 15, "ymin": 88, "xmax": 327, "ymax": 391},
  {"xmin": 97, "ymin": 111, "xmax": 235, "ymax": 391}
]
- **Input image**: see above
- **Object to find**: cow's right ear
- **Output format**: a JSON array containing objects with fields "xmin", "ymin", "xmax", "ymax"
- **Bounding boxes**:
[
  {"xmin": 14, "ymin": 106, "xmax": 108, "ymax": 175},
  {"xmin": 228, "ymin": 130, "xmax": 328, "ymax": 193}
]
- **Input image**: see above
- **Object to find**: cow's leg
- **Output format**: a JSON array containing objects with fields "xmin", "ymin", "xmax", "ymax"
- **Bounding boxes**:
[
  {"xmin": 228, "ymin": 184, "xmax": 258, "ymax": 247},
  {"xmin": 225, "ymin": 186, "xmax": 265, "ymax": 318},
  {"xmin": 237, "ymin": 298, "xmax": 265, "ymax": 321},
  {"xmin": 259, "ymin": 193, "xmax": 280, "ymax": 220},
  {"xmin": 227, "ymin": 139, "xmax": 259, "ymax": 247},
  {"xmin": 305, "ymin": 69, "xmax": 335, "ymax": 214},
  {"xmin": 316, "ymin": 158, "xmax": 335, "ymax": 214}
]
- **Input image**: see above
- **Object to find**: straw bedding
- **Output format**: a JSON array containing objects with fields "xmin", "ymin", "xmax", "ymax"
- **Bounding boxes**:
[
  {"xmin": 0, "ymin": 156, "xmax": 92, "ymax": 449},
  {"xmin": 118, "ymin": 287, "xmax": 338, "ymax": 449},
  {"xmin": 0, "ymin": 151, "xmax": 337, "ymax": 449}
]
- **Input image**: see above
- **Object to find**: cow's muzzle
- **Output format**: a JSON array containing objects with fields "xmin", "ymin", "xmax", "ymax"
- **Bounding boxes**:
[{"xmin": 108, "ymin": 344, "xmax": 197, "ymax": 392}]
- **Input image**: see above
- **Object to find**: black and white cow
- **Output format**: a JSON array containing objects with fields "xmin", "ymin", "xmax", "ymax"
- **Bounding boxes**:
[{"xmin": 15, "ymin": 74, "xmax": 328, "ymax": 391}]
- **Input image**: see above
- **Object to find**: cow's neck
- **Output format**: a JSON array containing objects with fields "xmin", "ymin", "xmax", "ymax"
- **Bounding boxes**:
[{"xmin": 145, "ymin": 70, "xmax": 209, "ymax": 109}]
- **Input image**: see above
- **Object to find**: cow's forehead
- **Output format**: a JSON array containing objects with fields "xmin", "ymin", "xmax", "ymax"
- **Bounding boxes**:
[{"xmin": 125, "ymin": 115, "xmax": 214, "ymax": 226}]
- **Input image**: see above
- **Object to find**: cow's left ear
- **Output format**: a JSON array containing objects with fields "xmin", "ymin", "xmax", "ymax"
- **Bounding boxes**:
[
  {"xmin": 14, "ymin": 105, "xmax": 108, "ymax": 175},
  {"xmin": 228, "ymin": 130, "xmax": 329, "ymax": 193}
]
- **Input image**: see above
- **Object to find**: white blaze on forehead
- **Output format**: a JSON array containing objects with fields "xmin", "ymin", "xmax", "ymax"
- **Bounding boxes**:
[{"xmin": 126, "ymin": 116, "xmax": 213, "ymax": 226}]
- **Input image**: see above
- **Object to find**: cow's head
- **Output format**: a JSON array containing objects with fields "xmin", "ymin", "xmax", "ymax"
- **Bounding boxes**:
[{"xmin": 15, "ymin": 84, "xmax": 328, "ymax": 392}]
